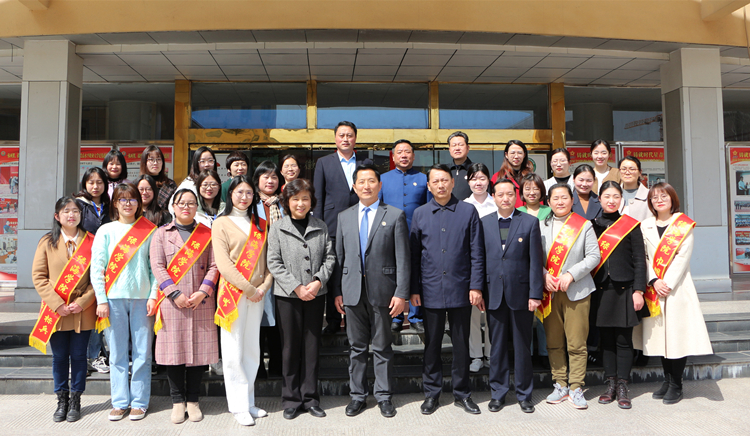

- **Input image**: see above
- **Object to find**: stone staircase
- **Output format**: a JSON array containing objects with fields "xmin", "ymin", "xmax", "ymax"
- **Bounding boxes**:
[{"xmin": 2, "ymin": 299, "xmax": 750, "ymax": 396}]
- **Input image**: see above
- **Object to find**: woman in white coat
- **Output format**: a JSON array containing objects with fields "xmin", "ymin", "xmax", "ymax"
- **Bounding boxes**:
[{"xmin": 634, "ymin": 182, "xmax": 712, "ymax": 405}]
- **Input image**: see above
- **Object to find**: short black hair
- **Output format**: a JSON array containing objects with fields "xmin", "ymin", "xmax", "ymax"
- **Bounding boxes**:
[
  {"xmin": 281, "ymin": 178, "xmax": 316, "ymax": 216},
  {"xmin": 618, "ymin": 155, "xmax": 642, "ymax": 172},
  {"xmin": 102, "ymin": 148, "xmax": 128, "ymax": 183},
  {"xmin": 447, "ymin": 131, "xmax": 469, "ymax": 145},
  {"xmin": 427, "ymin": 163, "xmax": 452, "ymax": 180},
  {"xmin": 335, "ymin": 121, "xmax": 357, "ymax": 136},
  {"xmin": 252, "ymin": 160, "xmax": 282, "ymax": 196},
  {"xmin": 393, "ymin": 139, "xmax": 413, "ymax": 151},
  {"xmin": 490, "ymin": 178, "xmax": 516, "ymax": 196},
  {"xmin": 225, "ymin": 151, "xmax": 250, "ymax": 175},
  {"xmin": 353, "ymin": 164, "xmax": 380, "ymax": 183}
]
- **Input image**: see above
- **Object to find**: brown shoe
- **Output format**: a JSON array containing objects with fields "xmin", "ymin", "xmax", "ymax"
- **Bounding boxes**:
[
  {"xmin": 170, "ymin": 403, "xmax": 186, "ymax": 424},
  {"xmin": 598, "ymin": 377, "xmax": 616, "ymax": 404},
  {"xmin": 617, "ymin": 379, "xmax": 632, "ymax": 409},
  {"xmin": 108, "ymin": 408, "xmax": 128, "ymax": 421},
  {"xmin": 129, "ymin": 407, "xmax": 147, "ymax": 421},
  {"xmin": 186, "ymin": 402, "xmax": 203, "ymax": 422}
]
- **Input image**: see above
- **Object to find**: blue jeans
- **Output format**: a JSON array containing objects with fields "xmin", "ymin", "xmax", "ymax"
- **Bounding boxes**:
[
  {"xmin": 49, "ymin": 329, "xmax": 92, "ymax": 393},
  {"xmin": 87, "ymin": 329, "xmax": 106, "ymax": 360},
  {"xmin": 531, "ymin": 318, "xmax": 548, "ymax": 357},
  {"xmin": 392, "ymin": 301, "xmax": 423, "ymax": 324},
  {"xmin": 104, "ymin": 299, "xmax": 153, "ymax": 410}
]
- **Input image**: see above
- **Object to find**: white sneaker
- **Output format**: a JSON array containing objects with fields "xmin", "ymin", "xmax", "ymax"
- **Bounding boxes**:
[
  {"xmin": 570, "ymin": 387, "xmax": 588, "ymax": 409},
  {"xmin": 234, "ymin": 412, "xmax": 255, "ymax": 426},
  {"xmin": 249, "ymin": 406, "xmax": 267, "ymax": 418},
  {"xmin": 483, "ymin": 358, "xmax": 491, "ymax": 368},
  {"xmin": 546, "ymin": 383, "xmax": 569, "ymax": 404},
  {"xmin": 91, "ymin": 356, "xmax": 109, "ymax": 374},
  {"xmin": 210, "ymin": 359, "xmax": 223, "ymax": 376},
  {"xmin": 469, "ymin": 358, "xmax": 483, "ymax": 373}
]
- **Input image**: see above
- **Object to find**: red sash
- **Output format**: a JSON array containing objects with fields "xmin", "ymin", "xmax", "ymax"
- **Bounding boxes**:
[
  {"xmin": 536, "ymin": 213, "xmax": 587, "ymax": 322},
  {"xmin": 214, "ymin": 218, "xmax": 268, "ymax": 332},
  {"xmin": 29, "ymin": 233, "xmax": 95, "ymax": 354},
  {"xmin": 592, "ymin": 215, "xmax": 640, "ymax": 277},
  {"xmin": 645, "ymin": 213, "xmax": 696, "ymax": 317},
  {"xmin": 96, "ymin": 217, "xmax": 157, "ymax": 332},
  {"xmin": 153, "ymin": 223, "xmax": 212, "ymax": 334}
]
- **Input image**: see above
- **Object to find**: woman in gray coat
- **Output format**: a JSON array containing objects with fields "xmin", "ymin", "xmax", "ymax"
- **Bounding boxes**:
[{"xmin": 266, "ymin": 178, "xmax": 336, "ymax": 420}]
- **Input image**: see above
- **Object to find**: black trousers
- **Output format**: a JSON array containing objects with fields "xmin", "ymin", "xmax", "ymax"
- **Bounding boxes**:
[
  {"xmin": 165, "ymin": 364, "xmax": 207, "ymax": 403},
  {"xmin": 661, "ymin": 356, "xmax": 688, "ymax": 386},
  {"xmin": 325, "ymin": 236, "xmax": 343, "ymax": 329},
  {"xmin": 600, "ymin": 326, "xmax": 634, "ymax": 380},
  {"xmin": 487, "ymin": 300, "xmax": 534, "ymax": 402},
  {"xmin": 258, "ymin": 325, "xmax": 282, "ymax": 378},
  {"xmin": 277, "ymin": 294, "xmax": 325, "ymax": 410},
  {"xmin": 422, "ymin": 305, "xmax": 472, "ymax": 400}
]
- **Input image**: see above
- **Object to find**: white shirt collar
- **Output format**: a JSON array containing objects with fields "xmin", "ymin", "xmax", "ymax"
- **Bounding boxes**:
[
  {"xmin": 61, "ymin": 229, "xmax": 80, "ymax": 244},
  {"xmin": 497, "ymin": 211, "xmax": 514, "ymax": 220},
  {"xmin": 337, "ymin": 151, "xmax": 356, "ymax": 163}
]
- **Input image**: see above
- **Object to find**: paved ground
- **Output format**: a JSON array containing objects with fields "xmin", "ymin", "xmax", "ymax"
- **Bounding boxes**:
[{"xmin": 2, "ymin": 378, "xmax": 748, "ymax": 435}]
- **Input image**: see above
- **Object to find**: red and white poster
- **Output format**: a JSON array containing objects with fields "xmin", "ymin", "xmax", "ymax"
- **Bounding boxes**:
[
  {"xmin": 729, "ymin": 146, "xmax": 750, "ymax": 273},
  {"xmin": 621, "ymin": 145, "xmax": 665, "ymax": 188},
  {"xmin": 566, "ymin": 145, "xmax": 617, "ymax": 172},
  {"xmin": 0, "ymin": 147, "xmax": 19, "ymax": 276}
]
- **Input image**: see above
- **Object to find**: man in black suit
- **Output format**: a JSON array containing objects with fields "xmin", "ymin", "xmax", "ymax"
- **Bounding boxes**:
[
  {"xmin": 313, "ymin": 121, "xmax": 373, "ymax": 334},
  {"xmin": 332, "ymin": 164, "xmax": 410, "ymax": 418},
  {"xmin": 481, "ymin": 178, "xmax": 544, "ymax": 414}
]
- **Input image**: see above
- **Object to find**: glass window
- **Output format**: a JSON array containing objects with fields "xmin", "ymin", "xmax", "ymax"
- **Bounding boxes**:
[
  {"xmin": 191, "ymin": 82, "xmax": 306, "ymax": 129},
  {"xmin": 317, "ymin": 83, "xmax": 429, "ymax": 129},
  {"xmin": 439, "ymin": 84, "xmax": 549, "ymax": 129},
  {"xmin": 0, "ymin": 84, "xmax": 21, "ymax": 141},
  {"xmin": 82, "ymin": 83, "xmax": 174, "ymax": 141},
  {"xmin": 724, "ymin": 89, "xmax": 750, "ymax": 142},
  {"xmin": 565, "ymin": 87, "xmax": 662, "ymax": 142}
]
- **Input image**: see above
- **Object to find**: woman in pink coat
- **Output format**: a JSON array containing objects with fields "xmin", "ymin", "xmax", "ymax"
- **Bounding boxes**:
[{"xmin": 150, "ymin": 188, "xmax": 219, "ymax": 424}]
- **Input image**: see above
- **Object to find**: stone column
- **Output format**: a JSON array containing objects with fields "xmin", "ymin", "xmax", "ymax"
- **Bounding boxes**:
[
  {"xmin": 15, "ymin": 40, "xmax": 83, "ymax": 302},
  {"xmin": 661, "ymin": 48, "xmax": 730, "ymax": 294}
]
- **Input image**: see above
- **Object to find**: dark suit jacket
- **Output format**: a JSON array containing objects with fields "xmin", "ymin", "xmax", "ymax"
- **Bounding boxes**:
[
  {"xmin": 312, "ymin": 152, "xmax": 373, "ymax": 237},
  {"xmin": 481, "ymin": 210, "xmax": 545, "ymax": 311},
  {"xmin": 591, "ymin": 212, "xmax": 647, "ymax": 291},
  {"xmin": 332, "ymin": 203, "xmax": 410, "ymax": 308}
]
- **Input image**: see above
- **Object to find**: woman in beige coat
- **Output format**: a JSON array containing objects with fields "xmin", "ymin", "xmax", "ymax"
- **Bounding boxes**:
[
  {"xmin": 634, "ymin": 182, "xmax": 712, "ymax": 405},
  {"xmin": 32, "ymin": 196, "xmax": 97, "ymax": 423}
]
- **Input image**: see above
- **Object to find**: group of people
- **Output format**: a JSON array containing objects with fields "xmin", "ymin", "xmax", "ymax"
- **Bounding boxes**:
[{"xmin": 30, "ymin": 121, "xmax": 713, "ymax": 427}]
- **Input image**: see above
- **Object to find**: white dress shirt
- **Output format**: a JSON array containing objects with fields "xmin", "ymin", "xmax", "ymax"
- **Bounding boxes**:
[
  {"xmin": 463, "ymin": 193, "xmax": 496, "ymax": 218},
  {"xmin": 338, "ymin": 151, "xmax": 357, "ymax": 190},
  {"xmin": 358, "ymin": 200, "xmax": 380, "ymax": 237}
]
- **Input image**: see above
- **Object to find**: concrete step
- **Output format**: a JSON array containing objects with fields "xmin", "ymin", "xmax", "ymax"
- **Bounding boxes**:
[
  {"xmin": 1, "ymin": 352, "xmax": 748, "ymax": 396},
  {"xmin": 704, "ymin": 313, "xmax": 750, "ymax": 333}
]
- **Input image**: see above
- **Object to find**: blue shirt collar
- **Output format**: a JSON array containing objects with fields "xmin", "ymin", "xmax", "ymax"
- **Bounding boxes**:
[
  {"xmin": 338, "ymin": 151, "xmax": 356, "ymax": 163},
  {"xmin": 359, "ymin": 199, "xmax": 380, "ymax": 213}
]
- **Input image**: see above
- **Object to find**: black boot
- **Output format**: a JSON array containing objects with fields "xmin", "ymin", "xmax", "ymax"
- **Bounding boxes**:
[
  {"xmin": 53, "ymin": 391, "xmax": 69, "ymax": 422},
  {"xmin": 652, "ymin": 373, "xmax": 670, "ymax": 399},
  {"xmin": 663, "ymin": 376, "xmax": 683, "ymax": 405},
  {"xmin": 67, "ymin": 391, "xmax": 81, "ymax": 422},
  {"xmin": 598, "ymin": 377, "xmax": 616, "ymax": 404},
  {"xmin": 616, "ymin": 379, "xmax": 632, "ymax": 409}
]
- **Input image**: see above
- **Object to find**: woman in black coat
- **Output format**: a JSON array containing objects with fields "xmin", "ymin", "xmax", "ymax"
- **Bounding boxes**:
[{"xmin": 591, "ymin": 181, "xmax": 647, "ymax": 410}]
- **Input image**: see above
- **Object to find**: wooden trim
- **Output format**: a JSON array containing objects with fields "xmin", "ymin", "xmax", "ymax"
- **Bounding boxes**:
[
  {"xmin": 429, "ymin": 82, "xmax": 439, "ymax": 129},
  {"xmin": 174, "ymin": 80, "xmax": 191, "ymax": 184},
  {"xmin": 549, "ymin": 83, "xmax": 566, "ymax": 149},
  {"xmin": 188, "ymin": 128, "xmax": 553, "ymax": 146},
  {"xmin": 307, "ymin": 80, "xmax": 317, "ymax": 129}
]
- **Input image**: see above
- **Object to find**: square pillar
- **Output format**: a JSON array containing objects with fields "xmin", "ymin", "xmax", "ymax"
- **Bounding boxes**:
[
  {"xmin": 15, "ymin": 40, "xmax": 83, "ymax": 302},
  {"xmin": 661, "ymin": 48, "xmax": 730, "ymax": 293}
]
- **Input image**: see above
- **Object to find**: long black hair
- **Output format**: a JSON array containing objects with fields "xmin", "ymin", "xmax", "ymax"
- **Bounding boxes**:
[
  {"xmin": 135, "ymin": 174, "xmax": 170, "ymax": 226},
  {"xmin": 46, "ymin": 196, "xmax": 85, "ymax": 249},
  {"xmin": 190, "ymin": 146, "xmax": 218, "ymax": 179},
  {"xmin": 195, "ymin": 169, "xmax": 223, "ymax": 216},
  {"xmin": 103, "ymin": 148, "xmax": 128, "ymax": 183},
  {"xmin": 219, "ymin": 175, "xmax": 261, "ymax": 229},
  {"xmin": 75, "ymin": 167, "xmax": 110, "ymax": 206}
]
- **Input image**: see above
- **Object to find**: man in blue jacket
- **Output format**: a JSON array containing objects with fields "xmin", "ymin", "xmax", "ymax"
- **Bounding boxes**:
[
  {"xmin": 481, "ymin": 178, "xmax": 544, "ymax": 414},
  {"xmin": 410, "ymin": 164, "xmax": 485, "ymax": 416}
]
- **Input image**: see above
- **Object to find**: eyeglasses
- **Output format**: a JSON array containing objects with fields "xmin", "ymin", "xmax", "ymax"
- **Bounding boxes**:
[
  {"xmin": 507, "ymin": 151, "xmax": 524, "ymax": 157},
  {"xmin": 523, "ymin": 186, "xmax": 541, "ymax": 192},
  {"xmin": 175, "ymin": 202, "xmax": 198, "ymax": 209},
  {"xmin": 118, "ymin": 198, "xmax": 138, "ymax": 205},
  {"xmin": 200, "ymin": 183, "xmax": 219, "ymax": 189},
  {"xmin": 138, "ymin": 187, "xmax": 153, "ymax": 193},
  {"xmin": 651, "ymin": 194, "xmax": 670, "ymax": 202},
  {"xmin": 146, "ymin": 158, "xmax": 162, "ymax": 164},
  {"xmin": 60, "ymin": 209, "xmax": 81, "ymax": 216},
  {"xmin": 620, "ymin": 167, "xmax": 639, "ymax": 174},
  {"xmin": 551, "ymin": 160, "xmax": 568, "ymax": 165},
  {"xmin": 198, "ymin": 159, "xmax": 215, "ymax": 165},
  {"xmin": 232, "ymin": 190, "xmax": 254, "ymax": 198}
]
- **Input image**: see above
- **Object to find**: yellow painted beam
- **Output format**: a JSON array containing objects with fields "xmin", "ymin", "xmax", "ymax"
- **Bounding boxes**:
[
  {"xmin": 187, "ymin": 128, "xmax": 553, "ymax": 146},
  {"xmin": 429, "ymin": 82, "xmax": 439, "ymax": 130},
  {"xmin": 549, "ymin": 83, "xmax": 566, "ymax": 150},
  {"xmin": 18, "ymin": 0, "xmax": 50, "ymax": 11},
  {"xmin": 307, "ymin": 80, "xmax": 317, "ymax": 129},
  {"xmin": 174, "ymin": 80, "xmax": 191, "ymax": 184},
  {"xmin": 701, "ymin": 0, "xmax": 750, "ymax": 21}
]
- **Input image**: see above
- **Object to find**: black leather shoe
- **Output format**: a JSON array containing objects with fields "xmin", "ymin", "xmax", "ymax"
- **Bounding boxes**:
[
  {"xmin": 420, "ymin": 397, "xmax": 439, "ymax": 415},
  {"xmin": 322, "ymin": 324, "xmax": 339, "ymax": 335},
  {"xmin": 307, "ymin": 406, "xmax": 326, "ymax": 418},
  {"xmin": 283, "ymin": 407, "xmax": 301, "ymax": 420},
  {"xmin": 488, "ymin": 398, "xmax": 505, "ymax": 412},
  {"xmin": 345, "ymin": 400, "xmax": 366, "ymax": 417},
  {"xmin": 378, "ymin": 400, "xmax": 396, "ymax": 418},
  {"xmin": 454, "ymin": 397, "xmax": 481, "ymax": 414},
  {"xmin": 519, "ymin": 400, "xmax": 535, "ymax": 413},
  {"xmin": 391, "ymin": 322, "xmax": 402, "ymax": 332},
  {"xmin": 412, "ymin": 322, "xmax": 425, "ymax": 334}
]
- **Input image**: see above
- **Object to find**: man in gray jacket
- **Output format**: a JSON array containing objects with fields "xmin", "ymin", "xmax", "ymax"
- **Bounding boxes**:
[{"xmin": 332, "ymin": 164, "xmax": 410, "ymax": 418}]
